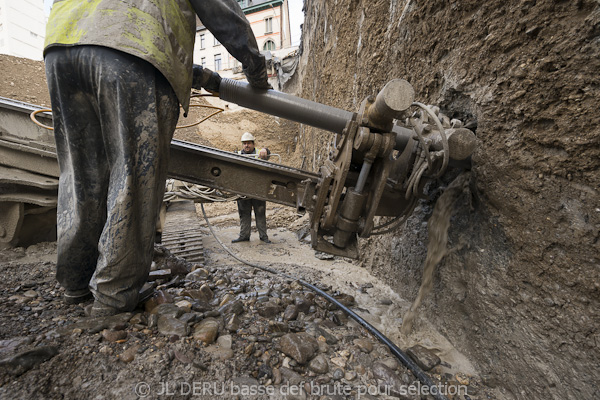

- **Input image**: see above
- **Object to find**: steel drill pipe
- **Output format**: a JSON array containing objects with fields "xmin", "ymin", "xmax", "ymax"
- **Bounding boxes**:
[
  {"xmin": 219, "ymin": 78, "xmax": 423, "ymax": 153},
  {"xmin": 219, "ymin": 78, "xmax": 355, "ymax": 135},
  {"xmin": 367, "ymin": 79, "xmax": 415, "ymax": 131}
]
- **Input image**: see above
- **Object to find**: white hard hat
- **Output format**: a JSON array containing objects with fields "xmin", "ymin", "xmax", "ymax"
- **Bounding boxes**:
[{"xmin": 241, "ymin": 132, "xmax": 255, "ymax": 142}]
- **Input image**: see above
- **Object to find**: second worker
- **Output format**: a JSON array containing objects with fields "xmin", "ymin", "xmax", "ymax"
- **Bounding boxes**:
[{"xmin": 232, "ymin": 132, "xmax": 271, "ymax": 244}]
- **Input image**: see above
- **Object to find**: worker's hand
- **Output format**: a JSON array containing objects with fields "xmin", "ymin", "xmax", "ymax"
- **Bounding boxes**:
[
  {"xmin": 192, "ymin": 64, "xmax": 222, "ymax": 94},
  {"xmin": 259, "ymin": 148, "xmax": 269, "ymax": 159},
  {"xmin": 248, "ymin": 77, "xmax": 272, "ymax": 90},
  {"xmin": 244, "ymin": 64, "xmax": 272, "ymax": 90}
]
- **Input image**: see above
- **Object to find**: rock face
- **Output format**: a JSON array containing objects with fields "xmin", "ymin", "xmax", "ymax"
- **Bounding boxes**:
[{"xmin": 295, "ymin": 0, "xmax": 600, "ymax": 398}]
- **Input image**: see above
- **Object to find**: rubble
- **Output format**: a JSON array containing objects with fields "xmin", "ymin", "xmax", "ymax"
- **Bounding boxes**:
[{"xmin": 0, "ymin": 235, "xmax": 488, "ymax": 398}]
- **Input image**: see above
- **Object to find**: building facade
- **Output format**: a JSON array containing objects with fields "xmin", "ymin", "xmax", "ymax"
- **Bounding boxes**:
[
  {"xmin": 0, "ymin": 0, "xmax": 45, "ymax": 60},
  {"xmin": 194, "ymin": 0, "xmax": 292, "ymax": 79}
]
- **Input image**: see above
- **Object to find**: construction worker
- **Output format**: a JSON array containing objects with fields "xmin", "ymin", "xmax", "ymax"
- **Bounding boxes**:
[
  {"xmin": 232, "ymin": 132, "xmax": 271, "ymax": 244},
  {"xmin": 44, "ymin": 0, "xmax": 270, "ymax": 317}
]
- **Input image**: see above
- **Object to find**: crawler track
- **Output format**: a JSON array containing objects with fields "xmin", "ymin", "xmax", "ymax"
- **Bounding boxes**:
[{"xmin": 160, "ymin": 201, "xmax": 206, "ymax": 265}]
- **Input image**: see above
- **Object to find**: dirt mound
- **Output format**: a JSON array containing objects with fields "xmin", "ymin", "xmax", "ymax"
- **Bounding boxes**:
[
  {"xmin": 174, "ymin": 95, "xmax": 300, "ymax": 166},
  {"xmin": 0, "ymin": 54, "xmax": 50, "ymax": 106}
]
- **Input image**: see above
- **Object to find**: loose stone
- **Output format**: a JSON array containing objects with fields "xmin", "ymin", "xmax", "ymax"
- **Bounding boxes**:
[
  {"xmin": 332, "ymin": 368, "xmax": 344, "ymax": 380},
  {"xmin": 406, "ymin": 345, "xmax": 441, "ymax": 371},
  {"xmin": 192, "ymin": 317, "xmax": 219, "ymax": 344},
  {"xmin": 217, "ymin": 334, "xmax": 233, "ymax": 349},
  {"xmin": 354, "ymin": 338, "xmax": 374, "ymax": 353},
  {"xmin": 101, "ymin": 329, "xmax": 127, "ymax": 343},
  {"xmin": 157, "ymin": 315, "xmax": 189, "ymax": 337},
  {"xmin": 279, "ymin": 332, "xmax": 318, "ymax": 364},
  {"xmin": 119, "ymin": 345, "xmax": 140, "ymax": 363},
  {"xmin": 257, "ymin": 301, "xmax": 281, "ymax": 318},
  {"xmin": 308, "ymin": 354, "xmax": 329, "ymax": 374}
]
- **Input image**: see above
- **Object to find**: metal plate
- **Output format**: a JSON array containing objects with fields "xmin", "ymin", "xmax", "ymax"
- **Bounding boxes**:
[
  {"xmin": 0, "ymin": 165, "xmax": 59, "ymax": 189},
  {"xmin": 0, "ymin": 193, "xmax": 57, "ymax": 207},
  {"xmin": 169, "ymin": 140, "xmax": 319, "ymax": 210}
]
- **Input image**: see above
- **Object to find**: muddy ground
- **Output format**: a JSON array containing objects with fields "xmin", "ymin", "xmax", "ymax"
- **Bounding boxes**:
[
  {"xmin": 0, "ymin": 202, "xmax": 494, "ymax": 400},
  {"xmin": 291, "ymin": 0, "xmax": 599, "ymax": 399}
]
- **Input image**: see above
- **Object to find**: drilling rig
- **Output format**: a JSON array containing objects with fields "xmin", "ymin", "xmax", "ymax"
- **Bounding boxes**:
[{"xmin": 0, "ymin": 78, "xmax": 476, "ymax": 257}]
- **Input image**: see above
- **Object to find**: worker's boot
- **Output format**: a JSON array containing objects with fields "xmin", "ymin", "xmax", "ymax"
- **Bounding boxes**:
[
  {"xmin": 84, "ymin": 304, "xmax": 117, "ymax": 317},
  {"xmin": 91, "ymin": 304, "xmax": 117, "ymax": 317},
  {"xmin": 64, "ymin": 288, "xmax": 93, "ymax": 304},
  {"xmin": 232, "ymin": 237, "xmax": 250, "ymax": 243},
  {"xmin": 83, "ymin": 301, "xmax": 119, "ymax": 317}
]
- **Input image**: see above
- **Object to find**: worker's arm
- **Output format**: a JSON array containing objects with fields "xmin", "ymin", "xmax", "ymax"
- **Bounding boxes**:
[{"xmin": 189, "ymin": 0, "xmax": 271, "ymax": 89}]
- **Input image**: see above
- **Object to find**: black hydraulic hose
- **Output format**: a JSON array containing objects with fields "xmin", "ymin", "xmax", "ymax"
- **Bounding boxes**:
[
  {"xmin": 200, "ymin": 204, "xmax": 448, "ymax": 400},
  {"xmin": 297, "ymin": 284, "xmax": 448, "ymax": 400}
]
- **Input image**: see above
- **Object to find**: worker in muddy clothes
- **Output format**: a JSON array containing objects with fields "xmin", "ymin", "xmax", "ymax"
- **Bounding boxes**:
[
  {"xmin": 44, "ymin": 0, "xmax": 270, "ymax": 317},
  {"xmin": 232, "ymin": 132, "xmax": 271, "ymax": 244}
]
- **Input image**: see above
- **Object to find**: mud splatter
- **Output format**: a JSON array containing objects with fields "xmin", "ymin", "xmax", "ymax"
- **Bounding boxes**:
[{"xmin": 401, "ymin": 172, "xmax": 470, "ymax": 335}]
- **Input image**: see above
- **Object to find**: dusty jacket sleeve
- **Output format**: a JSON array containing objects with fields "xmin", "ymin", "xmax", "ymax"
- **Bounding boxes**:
[{"xmin": 189, "ymin": 0, "xmax": 269, "ymax": 87}]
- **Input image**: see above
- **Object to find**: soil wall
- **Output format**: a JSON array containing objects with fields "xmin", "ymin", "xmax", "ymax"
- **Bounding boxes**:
[{"xmin": 292, "ymin": 1, "xmax": 600, "ymax": 398}]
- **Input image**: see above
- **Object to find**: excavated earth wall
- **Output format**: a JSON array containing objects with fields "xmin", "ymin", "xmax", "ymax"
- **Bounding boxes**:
[{"xmin": 291, "ymin": 0, "xmax": 600, "ymax": 398}]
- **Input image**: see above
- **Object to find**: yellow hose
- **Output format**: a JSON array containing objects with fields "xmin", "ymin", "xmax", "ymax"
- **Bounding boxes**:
[
  {"xmin": 29, "ymin": 109, "xmax": 54, "ymax": 130},
  {"xmin": 30, "ymin": 97, "xmax": 225, "ymax": 132}
]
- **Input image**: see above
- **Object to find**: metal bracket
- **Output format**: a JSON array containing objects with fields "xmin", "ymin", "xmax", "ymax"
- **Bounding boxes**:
[
  {"xmin": 359, "ymin": 132, "xmax": 396, "ymax": 237},
  {"xmin": 320, "ymin": 119, "xmax": 358, "ymax": 230}
]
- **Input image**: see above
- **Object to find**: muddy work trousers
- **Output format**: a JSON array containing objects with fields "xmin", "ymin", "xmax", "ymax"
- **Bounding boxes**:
[
  {"xmin": 236, "ymin": 198, "xmax": 268, "ymax": 241},
  {"xmin": 45, "ymin": 46, "xmax": 179, "ymax": 311}
]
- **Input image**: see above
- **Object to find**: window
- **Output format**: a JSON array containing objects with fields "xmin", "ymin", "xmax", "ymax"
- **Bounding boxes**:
[
  {"xmin": 214, "ymin": 54, "xmax": 221, "ymax": 71},
  {"xmin": 201, "ymin": 57, "xmax": 206, "ymax": 68},
  {"xmin": 199, "ymin": 34, "xmax": 205, "ymax": 49},
  {"xmin": 214, "ymin": 37, "xmax": 220, "ymax": 46},
  {"xmin": 237, "ymin": 0, "xmax": 248, "ymax": 8},
  {"xmin": 263, "ymin": 40, "xmax": 276, "ymax": 51},
  {"xmin": 265, "ymin": 17, "xmax": 273, "ymax": 34}
]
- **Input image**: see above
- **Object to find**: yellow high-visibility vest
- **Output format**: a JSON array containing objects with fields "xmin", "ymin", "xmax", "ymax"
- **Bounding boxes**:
[{"xmin": 44, "ymin": 0, "xmax": 196, "ymax": 111}]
